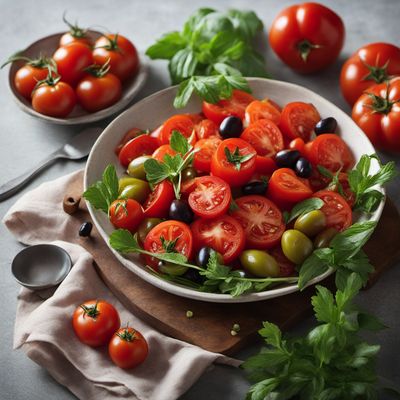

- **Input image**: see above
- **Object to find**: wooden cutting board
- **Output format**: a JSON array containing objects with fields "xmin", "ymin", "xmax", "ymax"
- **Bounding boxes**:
[{"xmin": 64, "ymin": 177, "xmax": 400, "ymax": 355}]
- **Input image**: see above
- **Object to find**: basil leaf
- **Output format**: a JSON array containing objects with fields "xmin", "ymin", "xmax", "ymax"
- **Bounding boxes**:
[
  {"xmin": 173, "ymin": 78, "xmax": 195, "ymax": 108},
  {"xmin": 182, "ymin": 8, "xmax": 215, "ymax": 41},
  {"xmin": 298, "ymin": 249, "xmax": 331, "ymax": 290},
  {"xmin": 145, "ymin": 31, "xmax": 187, "ymax": 60},
  {"xmin": 227, "ymin": 9, "xmax": 263, "ymax": 42},
  {"xmin": 169, "ymin": 48, "xmax": 198, "ymax": 84},
  {"xmin": 287, "ymin": 198, "xmax": 325, "ymax": 223},
  {"xmin": 170, "ymin": 130, "xmax": 190, "ymax": 154},
  {"xmin": 109, "ymin": 229, "xmax": 140, "ymax": 253},
  {"xmin": 233, "ymin": 48, "xmax": 269, "ymax": 78}
]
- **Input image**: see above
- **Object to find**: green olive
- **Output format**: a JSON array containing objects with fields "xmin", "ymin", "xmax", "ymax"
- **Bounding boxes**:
[
  {"xmin": 281, "ymin": 229, "xmax": 313, "ymax": 265},
  {"xmin": 240, "ymin": 250, "xmax": 280, "ymax": 278},
  {"xmin": 158, "ymin": 261, "xmax": 188, "ymax": 276},
  {"xmin": 127, "ymin": 156, "xmax": 151, "ymax": 180},
  {"xmin": 294, "ymin": 210, "xmax": 326, "ymax": 237},
  {"xmin": 119, "ymin": 176, "xmax": 142, "ymax": 192},
  {"xmin": 137, "ymin": 218, "xmax": 162, "ymax": 245},
  {"xmin": 181, "ymin": 167, "xmax": 197, "ymax": 182},
  {"xmin": 314, "ymin": 227, "xmax": 339, "ymax": 249},
  {"xmin": 120, "ymin": 180, "xmax": 150, "ymax": 204}
]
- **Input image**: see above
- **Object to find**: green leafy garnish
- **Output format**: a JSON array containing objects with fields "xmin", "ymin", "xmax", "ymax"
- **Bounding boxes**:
[
  {"xmin": 243, "ymin": 273, "xmax": 384, "ymax": 400},
  {"xmin": 82, "ymin": 165, "xmax": 119, "ymax": 213},
  {"xmin": 170, "ymin": 130, "xmax": 191, "ymax": 154},
  {"xmin": 160, "ymin": 236, "xmax": 179, "ymax": 253},
  {"xmin": 224, "ymin": 146, "xmax": 255, "ymax": 171},
  {"xmin": 285, "ymin": 198, "xmax": 325, "ymax": 224},
  {"xmin": 317, "ymin": 164, "xmax": 346, "ymax": 197}
]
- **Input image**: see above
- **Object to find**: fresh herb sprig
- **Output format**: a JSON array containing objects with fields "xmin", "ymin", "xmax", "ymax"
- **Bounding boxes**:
[
  {"xmin": 283, "ymin": 197, "xmax": 324, "ymax": 224},
  {"xmin": 243, "ymin": 273, "xmax": 385, "ymax": 400},
  {"xmin": 224, "ymin": 146, "xmax": 255, "ymax": 171}
]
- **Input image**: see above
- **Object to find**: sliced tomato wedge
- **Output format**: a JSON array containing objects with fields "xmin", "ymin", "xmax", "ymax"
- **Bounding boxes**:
[
  {"xmin": 202, "ymin": 90, "xmax": 255, "ymax": 125},
  {"xmin": 159, "ymin": 114, "xmax": 196, "ymax": 145},
  {"xmin": 144, "ymin": 220, "xmax": 193, "ymax": 268},
  {"xmin": 245, "ymin": 99, "xmax": 281, "ymax": 125},
  {"xmin": 230, "ymin": 195, "xmax": 285, "ymax": 250},
  {"xmin": 193, "ymin": 137, "xmax": 222, "ymax": 173},
  {"xmin": 152, "ymin": 144, "xmax": 177, "ymax": 162},
  {"xmin": 195, "ymin": 119, "xmax": 221, "ymax": 140},
  {"xmin": 313, "ymin": 190, "xmax": 352, "ymax": 231},
  {"xmin": 118, "ymin": 135, "xmax": 158, "ymax": 168},
  {"xmin": 188, "ymin": 176, "xmax": 231, "ymax": 219},
  {"xmin": 143, "ymin": 180, "xmax": 174, "ymax": 218},
  {"xmin": 255, "ymin": 155, "xmax": 278, "ymax": 176},
  {"xmin": 241, "ymin": 119, "xmax": 284, "ymax": 157},
  {"xmin": 191, "ymin": 215, "xmax": 245, "ymax": 263}
]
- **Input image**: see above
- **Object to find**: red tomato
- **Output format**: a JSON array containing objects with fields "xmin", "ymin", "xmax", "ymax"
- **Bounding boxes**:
[
  {"xmin": 152, "ymin": 144, "xmax": 177, "ymax": 162},
  {"xmin": 255, "ymin": 156, "xmax": 277, "ymax": 176},
  {"xmin": 150, "ymin": 125, "xmax": 163, "ymax": 145},
  {"xmin": 93, "ymin": 34, "xmax": 139, "ymax": 81},
  {"xmin": 115, "ymin": 128, "xmax": 147, "ymax": 155},
  {"xmin": 188, "ymin": 176, "xmax": 231, "ymax": 219},
  {"xmin": 308, "ymin": 133, "xmax": 355, "ymax": 172},
  {"xmin": 109, "ymin": 327, "xmax": 148, "ymax": 369},
  {"xmin": 109, "ymin": 199, "xmax": 144, "ymax": 232},
  {"xmin": 195, "ymin": 119, "xmax": 221, "ymax": 140},
  {"xmin": 245, "ymin": 99, "xmax": 281, "ymax": 125},
  {"xmin": 76, "ymin": 72, "xmax": 122, "ymax": 112},
  {"xmin": 72, "ymin": 300, "xmax": 120, "ymax": 347},
  {"xmin": 159, "ymin": 114, "xmax": 195, "ymax": 145},
  {"xmin": 143, "ymin": 180, "xmax": 175, "ymax": 218},
  {"xmin": 230, "ymin": 195, "xmax": 285, "ymax": 250},
  {"xmin": 313, "ymin": 190, "xmax": 352, "ymax": 231},
  {"xmin": 352, "ymin": 78, "xmax": 400, "ymax": 152},
  {"xmin": 340, "ymin": 43, "xmax": 400, "ymax": 106},
  {"xmin": 240, "ymin": 119, "xmax": 284, "ymax": 157},
  {"xmin": 144, "ymin": 220, "xmax": 193, "ymax": 268},
  {"xmin": 269, "ymin": 3, "xmax": 345, "ymax": 73},
  {"xmin": 279, "ymin": 102, "xmax": 321, "ymax": 142},
  {"xmin": 202, "ymin": 90, "xmax": 255, "ymax": 125},
  {"xmin": 269, "ymin": 247, "xmax": 296, "ymax": 277},
  {"xmin": 191, "ymin": 215, "xmax": 245, "ymax": 264},
  {"xmin": 267, "ymin": 168, "xmax": 313, "ymax": 209},
  {"xmin": 211, "ymin": 138, "xmax": 257, "ymax": 187},
  {"xmin": 60, "ymin": 15, "xmax": 92, "ymax": 47},
  {"xmin": 186, "ymin": 113, "xmax": 204, "ymax": 124},
  {"xmin": 289, "ymin": 138, "xmax": 306, "ymax": 156},
  {"xmin": 31, "ymin": 80, "xmax": 76, "ymax": 118},
  {"xmin": 193, "ymin": 137, "xmax": 222, "ymax": 172},
  {"xmin": 118, "ymin": 135, "xmax": 158, "ymax": 167},
  {"xmin": 14, "ymin": 63, "xmax": 49, "ymax": 99},
  {"xmin": 327, "ymin": 172, "xmax": 356, "ymax": 208},
  {"xmin": 53, "ymin": 42, "xmax": 93, "ymax": 86}
]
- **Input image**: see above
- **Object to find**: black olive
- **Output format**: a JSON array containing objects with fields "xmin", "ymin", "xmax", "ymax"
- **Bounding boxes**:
[
  {"xmin": 275, "ymin": 149, "xmax": 301, "ymax": 169},
  {"xmin": 183, "ymin": 268, "xmax": 205, "ymax": 284},
  {"xmin": 314, "ymin": 117, "xmax": 337, "ymax": 135},
  {"xmin": 219, "ymin": 116, "xmax": 243, "ymax": 138},
  {"xmin": 295, "ymin": 157, "xmax": 312, "ymax": 178},
  {"xmin": 196, "ymin": 246, "xmax": 217, "ymax": 268},
  {"xmin": 242, "ymin": 180, "xmax": 268, "ymax": 195},
  {"xmin": 79, "ymin": 222, "xmax": 93, "ymax": 237},
  {"xmin": 169, "ymin": 199, "xmax": 193, "ymax": 224}
]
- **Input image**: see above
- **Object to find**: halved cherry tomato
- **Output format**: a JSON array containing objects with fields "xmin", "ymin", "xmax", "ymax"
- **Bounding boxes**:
[
  {"xmin": 230, "ymin": 195, "xmax": 285, "ymax": 249},
  {"xmin": 267, "ymin": 168, "xmax": 313, "ymax": 209},
  {"xmin": 152, "ymin": 144, "xmax": 177, "ymax": 162},
  {"xmin": 188, "ymin": 176, "xmax": 231, "ymax": 219},
  {"xmin": 144, "ymin": 220, "xmax": 193, "ymax": 268},
  {"xmin": 195, "ymin": 119, "xmax": 221, "ymax": 140},
  {"xmin": 202, "ymin": 90, "xmax": 255, "ymax": 125},
  {"xmin": 313, "ymin": 190, "xmax": 352, "ymax": 231},
  {"xmin": 308, "ymin": 133, "xmax": 355, "ymax": 172},
  {"xmin": 115, "ymin": 128, "xmax": 147, "ymax": 155},
  {"xmin": 241, "ymin": 119, "xmax": 284, "ymax": 157},
  {"xmin": 269, "ymin": 246, "xmax": 296, "ymax": 277},
  {"xmin": 143, "ymin": 180, "xmax": 174, "ymax": 218},
  {"xmin": 191, "ymin": 215, "xmax": 245, "ymax": 263},
  {"xmin": 211, "ymin": 138, "xmax": 257, "ymax": 187},
  {"xmin": 279, "ymin": 102, "xmax": 321, "ymax": 142},
  {"xmin": 255, "ymin": 156, "xmax": 277, "ymax": 176},
  {"xmin": 109, "ymin": 199, "xmax": 144, "ymax": 232},
  {"xmin": 245, "ymin": 99, "xmax": 281, "ymax": 125},
  {"xmin": 327, "ymin": 172, "xmax": 356, "ymax": 208},
  {"xmin": 118, "ymin": 135, "xmax": 158, "ymax": 167},
  {"xmin": 159, "ymin": 114, "xmax": 196, "ymax": 145},
  {"xmin": 193, "ymin": 137, "xmax": 222, "ymax": 172}
]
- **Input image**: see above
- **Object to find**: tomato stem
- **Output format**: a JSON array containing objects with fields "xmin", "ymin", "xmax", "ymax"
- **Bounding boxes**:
[
  {"xmin": 297, "ymin": 40, "xmax": 322, "ymax": 62},
  {"xmin": 116, "ymin": 327, "xmax": 136, "ymax": 342},
  {"xmin": 32, "ymin": 65, "xmax": 61, "ymax": 91},
  {"xmin": 81, "ymin": 300, "xmax": 100, "ymax": 319},
  {"xmin": 366, "ymin": 82, "xmax": 399, "ymax": 115},
  {"xmin": 62, "ymin": 11, "xmax": 88, "ymax": 39},
  {"xmin": 95, "ymin": 33, "xmax": 121, "ymax": 52},
  {"xmin": 84, "ymin": 58, "xmax": 111, "ymax": 77},
  {"xmin": 1, "ymin": 53, "xmax": 54, "ymax": 69},
  {"xmin": 361, "ymin": 59, "xmax": 391, "ymax": 84}
]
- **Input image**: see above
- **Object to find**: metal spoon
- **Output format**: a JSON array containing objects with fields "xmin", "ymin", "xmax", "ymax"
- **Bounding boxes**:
[{"xmin": 0, "ymin": 126, "xmax": 102, "ymax": 201}]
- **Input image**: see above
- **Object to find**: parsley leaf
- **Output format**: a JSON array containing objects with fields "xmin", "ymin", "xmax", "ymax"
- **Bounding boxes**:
[
  {"xmin": 286, "ymin": 198, "xmax": 325, "ymax": 223},
  {"xmin": 224, "ymin": 146, "xmax": 254, "ymax": 170},
  {"xmin": 170, "ymin": 130, "xmax": 190, "ymax": 154}
]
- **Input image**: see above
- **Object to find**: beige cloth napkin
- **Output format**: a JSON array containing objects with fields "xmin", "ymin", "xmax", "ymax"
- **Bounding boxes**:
[{"xmin": 3, "ymin": 170, "xmax": 240, "ymax": 400}]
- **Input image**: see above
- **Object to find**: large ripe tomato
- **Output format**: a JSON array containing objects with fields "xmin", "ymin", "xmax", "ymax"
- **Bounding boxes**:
[
  {"xmin": 240, "ymin": 119, "xmax": 284, "ymax": 157},
  {"xmin": 230, "ymin": 195, "xmax": 285, "ymax": 250},
  {"xmin": 279, "ymin": 102, "xmax": 321, "ymax": 142},
  {"xmin": 194, "ymin": 119, "xmax": 221, "ymax": 140},
  {"xmin": 211, "ymin": 138, "xmax": 257, "ymax": 187},
  {"xmin": 193, "ymin": 137, "xmax": 222, "ymax": 172},
  {"xmin": 308, "ymin": 133, "xmax": 355, "ymax": 172},
  {"xmin": 191, "ymin": 215, "xmax": 245, "ymax": 264},
  {"xmin": 159, "ymin": 114, "xmax": 196, "ymax": 145},
  {"xmin": 352, "ymin": 78, "xmax": 400, "ymax": 152},
  {"xmin": 202, "ymin": 90, "xmax": 255, "ymax": 125},
  {"xmin": 269, "ymin": 3, "xmax": 345, "ymax": 73},
  {"xmin": 109, "ymin": 327, "xmax": 148, "ymax": 369},
  {"xmin": 93, "ymin": 34, "xmax": 139, "ymax": 82},
  {"xmin": 341, "ymin": 43, "xmax": 400, "ymax": 106},
  {"xmin": 72, "ymin": 300, "xmax": 120, "ymax": 347},
  {"xmin": 144, "ymin": 220, "xmax": 193, "ymax": 268},
  {"xmin": 31, "ymin": 79, "xmax": 76, "ymax": 118},
  {"xmin": 313, "ymin": 190, "xmax": 352, "ymax": 231},
  {"xmin": 143, "ymin": 180, "xmax": 175, "ymax": 218},
  {"xmin": 188, "ymin": 176, "xmax": 231, "ymax": 219},
  {"xmin": 109, "ymin": 199, "xmax": 144, "ymax": 232},
  {"xmin": 118, "ymin": 135, "xmax": 159, "ymax": 167},
  {"xmin": 53, "ymin": 42, "xmax": 93, "ymax": 86},
  {"xmin": 245, "ymin": 99, "xmax": 281, "ymax": 125}
]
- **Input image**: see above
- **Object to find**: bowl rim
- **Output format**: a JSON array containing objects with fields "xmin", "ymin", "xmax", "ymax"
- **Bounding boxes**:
[{"xmin": 84, "ymin": 77, "xmax": 385, "ymax": 303}]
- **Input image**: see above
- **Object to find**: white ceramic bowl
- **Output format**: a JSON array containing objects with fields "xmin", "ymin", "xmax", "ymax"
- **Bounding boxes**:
[
  {"xmin": 84, "ymin": 78, "xmax": 385, "ymax": 303},
  {"xmin": 7, "ymin": 31, "xmax": 148, "ymax": 125}
]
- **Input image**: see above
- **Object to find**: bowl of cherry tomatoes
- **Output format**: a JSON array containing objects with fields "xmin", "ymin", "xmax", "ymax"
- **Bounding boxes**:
[{"xmin": 6, "ymin": 29, "xmax": 148, "ymax": 125}]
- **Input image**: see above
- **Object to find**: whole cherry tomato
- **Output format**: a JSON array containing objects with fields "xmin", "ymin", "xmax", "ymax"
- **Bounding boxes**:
[
  {"xmin": 269, "ymin": 3, "xmax": 345, "ymax": 73},
  {"xmin": 109, "ymin": 327, "xmax": 148, "ymax": 369},
  {"xmin": 115, "ymin": 128, "xmax": 148, "ymax": 155},
  {"xmin": 60, "ymin": 14, "xmax": 93, "ymax": 47},
  {"xmin": 93, "ymin": 34, "xmax": 139, "ymax": 81},
  {"xmin": 143, "ymin": 180, "xmax": 175, "ymax": 218},
  {"xmin": 352, "ymin": 78, "xmax": 400, "ymax": 152},
  {"xmin": 72, "ymin": 300, "xmax": 120, "ymax": 347},
  {"xmin": 118, "ymin": 135, "xmax": 158, "ymax": 167},
  {"xmin": 340, "ymin": 43, "xmax": 400, "ymax": 106},
  {"xmin": 109, "ymin": 198, "xmax": 144, "ymax": 232}
]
